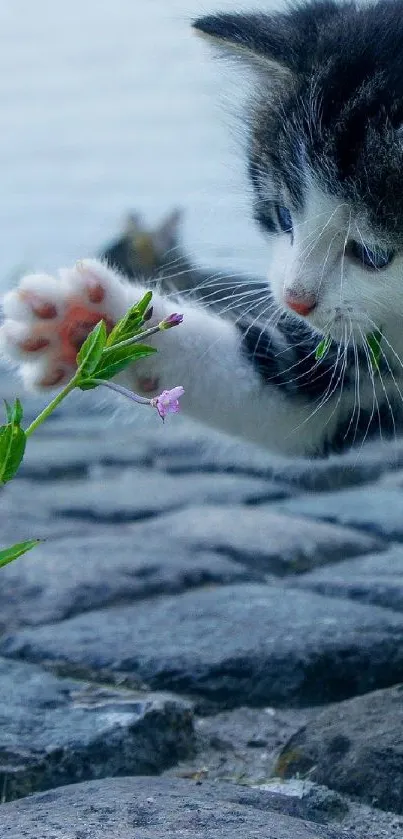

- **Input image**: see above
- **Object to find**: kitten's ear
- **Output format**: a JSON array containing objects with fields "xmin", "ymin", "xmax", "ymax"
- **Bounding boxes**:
[{"xmin": 193, "ymin": 13, "xmax": 295, "ymax": 82}]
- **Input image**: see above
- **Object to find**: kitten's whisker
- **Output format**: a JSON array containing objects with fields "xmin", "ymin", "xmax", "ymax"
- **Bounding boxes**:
[
  {"xmin": 339, "ymin": 211, "xmax": 352, "ymax": 304},
  {"xmin": 266, "ymin": 319, "xmax": 337, "ymax": 387},
  {"xmin": 315, "ymin": 229, "xmax": 342, "ymax": 298},
  {"xmin": 193, "ymin": 293, "xmax": 276, "ymax": 369},
  {"xmin": 355, "ymin": 325, "xmax": 382, "ymax": 457},
  {"xmin": 298, "ymin": 203, "xmax": 348, "ymax": 265},
  {"xmin": 161, "ymin": 267, "xmax": 246, "ymax": 288},
  {"xmin": 318, "ymin": 330, "xmax": 351, "ymax": 438},
  {"xmin": 373, "ymin": 353, "xmax": 397, "ymax": 447},
  {"xmin": 288, "ymin": 325, "xmax": 348, "ymax": 435},
  {"xmin": 218, "ymin": 292, "xmax": 272, "ymax": 320},
  {"xmin": 343, "ymin": 320, "xmax": 361, "ymax": 447},
  {"xmin": 365, "ymin": 315, "xmax": 403, "ymax": 378},
  {"xmin": 309, "ymin": 322, "xmax": 351, "ymax": 433},
  {"xmin": 186, "ymin": 287, "xmax": 266, "ymax": 311},
  {"xmin": 364, "ymin": 315, "xmax": 403, "ymax": 410}
]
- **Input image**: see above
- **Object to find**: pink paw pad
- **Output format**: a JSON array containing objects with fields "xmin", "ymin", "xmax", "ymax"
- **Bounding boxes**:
[
  {"xmin": 21, "ymin": 295, "xmax": 58, "ymax": 320},
  {"xmin": 57, "ymin": 301, "xmax": 114, "ymax": 366},
  {"xmin": 0, "ymin": 260, "xmax": 128, "ymax": 390}
]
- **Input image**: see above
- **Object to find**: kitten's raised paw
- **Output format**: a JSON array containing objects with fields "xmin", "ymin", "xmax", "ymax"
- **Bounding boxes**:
[{"xmin": 0, "ymin": 259, "xmax": 131, "ymax": 391}]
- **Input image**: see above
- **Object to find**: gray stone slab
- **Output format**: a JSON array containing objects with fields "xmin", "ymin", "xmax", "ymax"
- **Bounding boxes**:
[
  {"xmin": 0, "ymin": 657, "xmax": 194, "ymax": 801},
  {"xmin": 240, "ymin": 780, "xmax": 403, "ymax": 838},
  {"xmin": 17, "ymin": 433, "xmax": 152, "ymax": 479},
  {"xmin": 290, "ymin": 545, "xmax": 403, "ymax": 611},
  {"xmin": 0, "ymin": 512, "xmax": 93, "ymax": 549},
  {"xmin": 3, "ymin": 585, "xmax": 403, "ymax": 708},
  {"xmin": 123, "ymin": 505, "xmax": 383, "ymax": 575},
  {"xmin": 4, "ymin": 472, "xmax": 285, "ymax": 524},
  {"xmin": 276, "ymin": 684, "xmax": 403, "ymax": 814},
  {"xmin": 0, "ymin": 775, "xmax": 352, "ymax": 838},
  {"xmin": 0, "ymin": 531, "xmax": 260, "ymax": 629},
  {"xmin": 166, "ymin": 705, "xmax": 316, "ymax": 786},
  {"xmin": 276, "ymin": 487, "xmax": 403, "ymax": 539},
  {"xmin": 158, "ymin": 434, "xmax": 403, "ymax": 490},
  {"xmin": 243, "ymin": 780, "xmax": 349, "ymax": 824},
  {"xmin": 379, "ymin": 468, "xmax": 403, "ymax": 488}
]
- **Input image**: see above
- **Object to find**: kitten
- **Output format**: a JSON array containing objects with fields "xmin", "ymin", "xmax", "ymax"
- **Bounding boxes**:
[
  {"xmin": 2, "ymin": 0, "xmax": 403, "ymax": 457},
  {"xmin": 101, "ymin": 209, "xmax": 267, "ymax": 317},
  {"xmin": 101, "ymin": 209, "xmax": 187, "ymax": 284}
]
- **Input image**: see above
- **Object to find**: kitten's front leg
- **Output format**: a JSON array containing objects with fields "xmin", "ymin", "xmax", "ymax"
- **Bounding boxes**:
[{"xmin": 0, "ymin": 258, "xmax": 330, "ymax": 456}]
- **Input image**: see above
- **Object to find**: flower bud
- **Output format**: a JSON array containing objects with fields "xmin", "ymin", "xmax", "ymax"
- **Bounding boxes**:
[{"xmin": 159, "ymin": 313, "xmax": 184, "ymax": 330}]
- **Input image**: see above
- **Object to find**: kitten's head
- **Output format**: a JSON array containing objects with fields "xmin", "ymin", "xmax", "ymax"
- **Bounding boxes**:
[
  {"xmin": 101, "ymin": 210, "xmax": 182, "ymax": 280},
  {"xmin": 194, "ymin": 0, "xmax": 403, "ymax": 344}
]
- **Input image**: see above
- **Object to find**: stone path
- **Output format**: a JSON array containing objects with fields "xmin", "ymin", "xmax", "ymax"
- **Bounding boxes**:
[{"xmin": 1, "ymin": 371, "xmax": 403, "ymax": 837}]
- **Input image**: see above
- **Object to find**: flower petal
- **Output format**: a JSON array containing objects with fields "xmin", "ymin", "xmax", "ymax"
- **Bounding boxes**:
[{"xmin": 152, "ymin": 386, "xmax": 184, "ymax": 420}]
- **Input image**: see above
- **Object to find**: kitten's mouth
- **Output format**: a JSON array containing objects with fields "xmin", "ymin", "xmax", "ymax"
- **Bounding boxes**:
[
  {"xmin": 315, "ymin": 315, "xmax": 382, "ymax": 357},
  {"xmin": 310, "ymin": 308, "xmax": 371, "ymax": 346},
  {"xmin": 324, "ymin": 323, "xmax": 366, "ymax": 346},
  {"xmin": 282, "ymin": 298, "xmax": 373, "ymax": 347}
]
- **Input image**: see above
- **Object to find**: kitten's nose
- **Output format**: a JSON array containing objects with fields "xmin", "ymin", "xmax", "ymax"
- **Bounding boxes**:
[{"xmin": 284, "ymin": 292, "xmax": 317, "ymax": 317}]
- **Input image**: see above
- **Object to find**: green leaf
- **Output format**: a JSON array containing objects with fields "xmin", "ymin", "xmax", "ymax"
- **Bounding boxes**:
[
  {"xmin": 0, "ymin": 539, "xmax": 40, "ymax": 569},
  {"xmin": 0, "ymin": 423, "xmax": 26, "ymax": 484},
  {"xmin": 76, "ymin": 320, "xmax": 107, "ymax": 377},
  {"xmin": 367, "ymin": 329, "xmax": 383, "ymax": 374},
  {"xmin": 315, "ymin": 335, "xmax": 332, "ymax": 360},
  {"xmin": 4, "ymin": 400, "xmax": 12, "ymax": 423},
  {"xmin": 4, "ymin": 398, "xmax": 23, "ymax": 425},
  {"xmin": 80, "ymin": 344, "xmax": 157, "ymax": 388},
  {"xmin": 0, "ymin": 424, "xmax": 13, "ymax": 471},
  {"xmin": 106, "ymin": 292, "xmax": 153, "ymax": 347},
  {"xmin": 136, "ymin": 290, "xmax": 153, "ymax": 317},
  {"xmin": 12, "ymin": 398, "xmax": 24, "ymax": 425}
]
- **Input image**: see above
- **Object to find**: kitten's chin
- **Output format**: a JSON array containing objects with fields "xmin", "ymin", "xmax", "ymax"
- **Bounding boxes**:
[
  {"xmin": 309, "ymin": 314, "xmax": 371, "ymax": 347},
  {"xmin": 329, "ymin": 325, "xmax": 376, "ymax": 349}
]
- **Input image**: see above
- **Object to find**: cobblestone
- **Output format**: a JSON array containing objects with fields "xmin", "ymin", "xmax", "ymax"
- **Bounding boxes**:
[{"xmin": 1, "ymin": 390, "xmax": 403, "ymax": 836}]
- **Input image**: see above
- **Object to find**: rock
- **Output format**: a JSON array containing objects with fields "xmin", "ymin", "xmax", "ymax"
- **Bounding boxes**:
[
  {"xmin": 275, "ymin": 684, "xmax": 403, "ymax": 814},
  {"xmin": 122, "ymin": 505, "xmax": 384, "ymax": 575},
  {"xmin": 378, "ymin": 468, "xmax": 403, "ymax": 488},
  {"xmin": 0, "ymin": 530, "xmax": 260, "ymax": 629},
  {"xmin": 3, "ymin": 585, "xmax": 403, "ymax": 708},
  {"xmin": 0, "ymin": 775, "xmax": 352, "ymax": 838},
  {"xmin": 247, "ymin": 779, "xmax": 349, "ymax": 823},
  {"xmin": 276, "ymin": 488, "xmax": 403, "ymax": 539},
  {"xmin": 166, "ymin": 705, "xmax": 315, "ymax": 785},
  {"xmin": 0, "ymin": 512, "xmax": 92, "ymax": 549},
  {"xmin": 18, "ymin": 432, "xmax": 152, "ymax": 480},
  {"xmin": 158, "ymin": 434, "xmax": 403, "ymax": 490},
  {"xmin": 4, "ymin": 471, "xmax": 286, "ymax": 525},
  {"xmin": 0, "ymin": 657, "xmax": 194, "ymax": 801},
  {"xmin": 290, "ymin": 545, "xmax": 403, "ymax": 611}
]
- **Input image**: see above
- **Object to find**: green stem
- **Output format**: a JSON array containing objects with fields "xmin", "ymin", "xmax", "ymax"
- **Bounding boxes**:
[
  {"xmin": 103, "ymin": 323, "xmax": 163, "ymax": 354},
  {"xmin": 25, "ymin": 374, "xmax": 79, "ymax": 438}
]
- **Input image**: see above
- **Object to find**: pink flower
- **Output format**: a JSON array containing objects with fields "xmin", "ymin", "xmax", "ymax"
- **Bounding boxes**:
[{"xmin": 151, "ymin": 386, "xmax": 185, "ymax": 420}]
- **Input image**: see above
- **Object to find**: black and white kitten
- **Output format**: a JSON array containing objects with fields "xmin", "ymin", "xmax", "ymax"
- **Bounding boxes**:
[{"xmin": 2, "ymin": 0, "xmax": 403, "ymax": 457}]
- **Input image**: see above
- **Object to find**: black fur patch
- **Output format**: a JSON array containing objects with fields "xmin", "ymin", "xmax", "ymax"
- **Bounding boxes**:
[
  {"xmin": 237, "ymin": 315, "xmax": 401, "ymax": 454},
  {"xmin": 325, "ymin": 398, "xmax": 398, "ymax": 454},
  {"xmin": 238, "ymin": 317, "xmax": 353, "ymax": 400}
]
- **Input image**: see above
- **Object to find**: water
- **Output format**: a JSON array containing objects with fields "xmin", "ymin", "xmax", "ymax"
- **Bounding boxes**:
[{"xmin": 0, "ymin": 0, "xmax": 274, "ymax": 287}]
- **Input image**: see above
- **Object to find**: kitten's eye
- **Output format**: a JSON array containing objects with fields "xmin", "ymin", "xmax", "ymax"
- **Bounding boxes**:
[
  {"xmin": 254, "ymin": 206, "xmax": 276, "ymax": 234},
  {"xmin": 276, "ymin": 205, "xmax": 293, "ymax": 235},
  {"xmin": 348, "ymin": 240, "xmax": 395, "ymax": 270}
]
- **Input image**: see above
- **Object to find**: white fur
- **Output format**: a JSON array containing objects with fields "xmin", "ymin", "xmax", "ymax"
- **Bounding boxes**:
[
  {"xmin": 265, "ymin": 176, "xmax": 403, "ymax": 357},
  {"xmin": 1, "ymin": 238, "xmax": 403, "ymax": 455},
  {"xmin": 0, "ymin": 258, "xmax": 346, "ymax": 456}
]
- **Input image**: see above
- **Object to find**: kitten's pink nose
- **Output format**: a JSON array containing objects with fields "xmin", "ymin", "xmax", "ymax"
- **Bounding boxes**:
[{"xmin": 284, "ymin": 292, "xmax": 317, "ymax": 317}]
